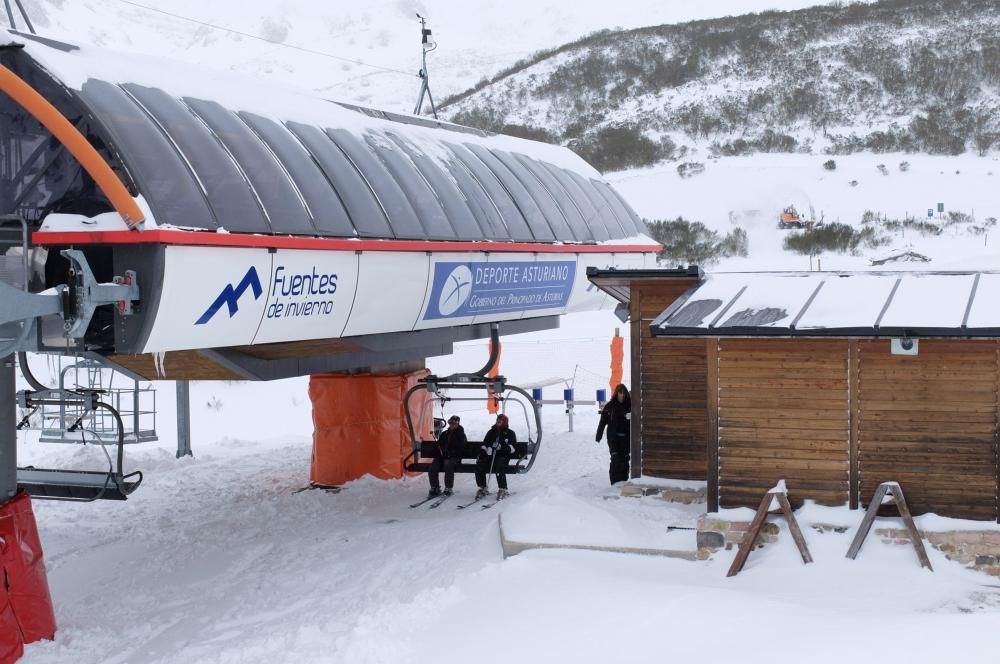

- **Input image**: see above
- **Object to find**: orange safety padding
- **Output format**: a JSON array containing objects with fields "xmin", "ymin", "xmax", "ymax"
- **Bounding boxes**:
[
  {"xmin": 0, "ymin": 492, "xmax": 56, "ymax": 645},
  {"xmin": 0, "ymin": 586, "xmax": 22, "ymax": 664},
  {"xmin": 486, "ymin": 338, "xmax": 502, "ymax": 414},
  {"xmin": 609, "ymin": 335, "xmax": 624, "ymax": 393},
  {"xmin": 0, "ymin": 64, "xmax": 145, "ymax": 228},
  {"xmin": 309, "ymin": 370, "xmax": 431, "ymax": 486}
]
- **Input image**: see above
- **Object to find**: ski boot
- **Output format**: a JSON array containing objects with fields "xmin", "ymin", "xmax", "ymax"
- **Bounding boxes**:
[
  {"xmin": 427, "ymin": 487, "xmax": 442, "ymax": 498},
  {"xmin": 443, "ymin": 488, "xmax": 454, "ymax": 496},
  {"xmin": 475, "ymin": 486, "xmax": 490, "ymax": 500},
  {"xmin": 497, "ymin": 488, "xmax": 510, "ymax": 500}
]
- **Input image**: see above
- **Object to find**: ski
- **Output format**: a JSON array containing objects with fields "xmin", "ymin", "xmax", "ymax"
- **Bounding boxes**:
[
  {"xmin": 480, "ymin": 493, "xmax": 511, "ymax": 510},
  {"xmin": 409, "ymin": 495, "xmax": 438, "ymax": 509},
  {"xmin": 428, "ymin": 493, "xmax": 454, "ymax": 509},
  {"xmin": 457, "ymin": 494, "xmax": 488, "ymax": 509}
]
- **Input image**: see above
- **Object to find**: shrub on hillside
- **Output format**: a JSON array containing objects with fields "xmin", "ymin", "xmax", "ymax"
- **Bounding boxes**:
[
  {"xmin": 646, "ymin": 218, "xmax": 748, "ymax": 266},
  {"xmin": 823, "ymin": 159, "xmax": 837, "ymax": 170},
  {"xmin": 567, "ymin": 125, "xmax": 665, "ymax": 172},
  {"xmin": 782, "ymin": 222, "xmax": 888, "ymax": 255}
]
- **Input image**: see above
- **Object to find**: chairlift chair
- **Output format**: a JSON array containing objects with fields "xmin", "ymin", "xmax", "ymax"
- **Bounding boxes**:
[
  {"xmin": 403, "ymin": 374, "xmax": 543, "ymax": 475},
  {"xmin": 15, "ymin": 356, "xmax": 143, "ymax": 501}
]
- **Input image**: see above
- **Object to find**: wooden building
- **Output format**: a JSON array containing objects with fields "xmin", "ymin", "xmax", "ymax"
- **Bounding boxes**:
[{"xmin": 589, "ymin": 268, "xmax": 1000, "ymax": 523}]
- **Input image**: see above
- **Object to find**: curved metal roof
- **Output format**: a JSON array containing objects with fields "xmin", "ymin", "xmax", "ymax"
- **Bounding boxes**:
[{"xmin": 10, "ymin": 33, "xmax": 648, "ymax": 244}]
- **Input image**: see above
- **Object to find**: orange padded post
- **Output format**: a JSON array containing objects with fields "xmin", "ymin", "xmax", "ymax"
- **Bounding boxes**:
[
  {"xmin": 0, "ymin": 64, "xmax": 145, "ymax": 228},
  {"xmin": 609, "ymin": 329, "xmax": 624, "ymax": 392},
  {"xmin": 486, "ymin": 338, "xmax": 502, "ymax": 414},
  {"xmin": 309, "ymin": 370, "xmax": 430, "ymax": 487}
]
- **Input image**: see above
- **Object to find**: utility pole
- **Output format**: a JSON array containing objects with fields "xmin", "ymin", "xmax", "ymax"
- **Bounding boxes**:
[{"xmin": 413, "ymin": 13, "xmax": 438, "ymax": 119}]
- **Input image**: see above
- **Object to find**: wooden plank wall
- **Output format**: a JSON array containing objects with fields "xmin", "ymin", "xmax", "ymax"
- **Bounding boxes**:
[
  {"xmin": 857, "ymin": 339, "xmax": 999, "ymax": 521},
  {"xmin": 641, "ymin": 338, "xmax": 708, "ymax": 479},
  {"xmin": 717, "ymin": 339, "xmax": 850, "ymax": 508},
  {"xmin": 630, "ymin": 279, "xmax": 702, "ymax": 480}
]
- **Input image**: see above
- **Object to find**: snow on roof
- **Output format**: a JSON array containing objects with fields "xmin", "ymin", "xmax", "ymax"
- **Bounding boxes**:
[{"xmin": 653, "ymin": 271, "xmax": 1000, "ymax": 336}]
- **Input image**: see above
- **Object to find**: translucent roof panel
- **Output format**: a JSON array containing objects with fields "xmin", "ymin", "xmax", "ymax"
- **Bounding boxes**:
[
  {"xmin": 542, "ymin": 163, "xmax": 609, "ymax": 242},
  {"xmin": 185, "ymin": 98, "xmax": 314, "ymax": 235},
  {"xmin": 658, "ymin": 275, "xmax": 748, "ymax": 329},
  {"xmin": 78, "ymin": 80, "xmax": 217, "ymax": 230},
  {"xmin": 326, "ymin": 128, "xmax": 424, "ymax": 240},
  {"xmin": 436, "ymin": 144, "xmax": 511, "ymax": 241},
  {"xmin": 446, "ymin": 144, "xmax": 532, "ymax": 241},
  {"xmin": 384, "ymin": 132, "xmax": 484, "ymax": 241},
  {"xmin": 490, "ymin": 149, "xmax": 574, "ymax": 240},
  {"xmin": 17, "ymin": 37, "xmax": 658, "ymax": 241},
  {"xmin": 566, "ymin": 171, "xmax": 626, "ymax": 239},
  {"xmin": 364, "ymin": 132, "xmax": 454, "ymax": 240},
  {"xmin": 240, "ymin": 112, "xmax": 355, "ymax": 237},
  {"xmin": 464, "ymin": 144, "xmax": 553, "ymax": 241},
  {"xmin": 795, "ymin": 274, "xmax": 899, "ymax": 330},
  {"xmin": 285, "ymin": 122, "xmax": 392, "ymax": 238},
  {"xmin": 655, "ymin": 271, "xmax": 997, "ymax": 337},
  {"xmin": 513, "ymin": 154, "xmax": 591, "ymax": 242},
  {"xmin": 717, "ymin": 275, "xmax": 822, "ymax": 329},
  {"xmin": 591, "ymin": 181, "xmax": 641, "ymax": 236},
  {"xmin": 122, "ymin": 84, "xmax": 267, "ymax": 234},
  {"xmin": 879, "ymin": 273, "xmax": 976, "ymax": 329},
  {"xmin": 966, "ymin": 274, "xmax": 1000, "ymax": 329}
]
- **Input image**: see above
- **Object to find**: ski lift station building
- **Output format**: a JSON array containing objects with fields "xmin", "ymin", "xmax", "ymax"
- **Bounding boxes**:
[
  {"xmin": 590, "ymin": 268, "xmax": 1000, "ymax": 523},
  {"xmin": 1, "ymin": 30, "xmax": 658, "ymax": 380},
  {"xmin": 0, "ymin": 29, "xmax": 663, "ymax": 654}
]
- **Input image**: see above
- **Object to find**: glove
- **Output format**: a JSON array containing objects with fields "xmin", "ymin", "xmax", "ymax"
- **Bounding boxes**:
[
  {"xmin": 506, "ymin": 445, "xmax": 515, "ymax": 455},
  {"xmin": 625, "ymin": 412, "xmax": 631, "ymax": 420},
  {"xmin": 481, "ymin": 446, "xmax": 493, "ymax": 456},
  {"xmin": 595, "ymin": 435, "xmax": 602, "ymax": 442}
]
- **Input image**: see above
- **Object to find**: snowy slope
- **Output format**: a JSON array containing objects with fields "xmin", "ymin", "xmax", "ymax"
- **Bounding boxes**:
[
  {"xmin": 611, "ymin": 152, "xmax": 1000, "ymax": 271},
  {"xmin": 15, "ymin": 312, "xmax": 1000, "ymax": 663},
  {"xmin": 13, "ymin": 0, "xmax": 851, "ymax": 110}
]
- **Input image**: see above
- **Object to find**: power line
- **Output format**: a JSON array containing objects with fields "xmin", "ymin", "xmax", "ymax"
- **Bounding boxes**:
[{"xmin": 116, "ymin": 0, "xmax": 417, "ymax": 79}]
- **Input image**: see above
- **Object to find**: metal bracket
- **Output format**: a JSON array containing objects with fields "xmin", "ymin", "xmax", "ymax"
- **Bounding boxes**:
[{"xmin": 60, "ymin": 249, "xmax": 140, "ymax": 339}]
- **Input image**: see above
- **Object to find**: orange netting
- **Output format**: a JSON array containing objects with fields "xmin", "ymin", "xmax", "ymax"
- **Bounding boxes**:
[
  {"xmin": 609, "ymin": 335, "xmax": 624, "ymax": 392},
  {"xmin": 309, "ymin": 369, "xmax": 430, "ymax": 486}
]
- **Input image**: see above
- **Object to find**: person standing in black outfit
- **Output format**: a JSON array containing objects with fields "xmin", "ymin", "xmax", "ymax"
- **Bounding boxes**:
[
  {"xmin": 597, "ymin": 384, "xmax": 631, "ymax": 485},
  {"xmin": 475, "ymin": 414, "xmax": 517, "ymax": 500},
  {"xmin": 427, "ymin": 415, "xmax": 467, "ymax": 498}
]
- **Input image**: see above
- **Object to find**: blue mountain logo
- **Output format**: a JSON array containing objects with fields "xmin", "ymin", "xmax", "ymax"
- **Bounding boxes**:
[{"xmin": 195, "ymin": 267, "xmax": 263, "ymax": 325}]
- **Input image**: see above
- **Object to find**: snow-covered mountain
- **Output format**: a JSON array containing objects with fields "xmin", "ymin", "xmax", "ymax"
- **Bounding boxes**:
[
  {"xmin": 13, "ymin": 0, "xmax": 851, "ymax": 111},
  {"xmin": 443, "ymin": 0, "xmax": 1000, "ymax": 169}
]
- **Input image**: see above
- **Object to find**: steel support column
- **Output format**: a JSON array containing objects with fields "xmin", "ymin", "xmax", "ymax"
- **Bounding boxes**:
[
  {"xmin": 175, "ymin": 380, "xmax": 192, "ymax": 458},
  {"xmin": 0, "ymin": 355, "xmax": 17, "ymax": 498}
]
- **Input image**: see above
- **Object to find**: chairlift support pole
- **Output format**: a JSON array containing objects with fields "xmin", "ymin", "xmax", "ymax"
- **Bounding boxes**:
[
  {"xmin": 176, "ymin": 380, "xmax": 192, "ymax": 458},
  {"xmin": 0, "ymin": 355, "xmax": 16, "ymax": 500}
]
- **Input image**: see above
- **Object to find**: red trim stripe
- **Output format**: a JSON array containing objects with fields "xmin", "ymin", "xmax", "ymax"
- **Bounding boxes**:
[{"xmin": 32, "ymin": 229, "xmax": 660, "ymax": 254}]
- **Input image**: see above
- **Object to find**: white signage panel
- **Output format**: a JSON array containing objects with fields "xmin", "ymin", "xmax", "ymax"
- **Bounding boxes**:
[
  {"xmin": 142, "ymin": 246, "xmax": 271, "ymax": 353},
  {"xmin": 251, "ymin": 249, "xmax": 359, "ymax": 345}
]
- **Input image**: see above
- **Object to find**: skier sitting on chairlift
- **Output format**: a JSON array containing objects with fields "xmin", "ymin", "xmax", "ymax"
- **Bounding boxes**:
[
  {"xmin": 475, "ymin": 414, "xmax": 517, "ymax": 500},
  {"xmin": 427, "ymin": 415, "xmax": 467, "ymax": 498}
]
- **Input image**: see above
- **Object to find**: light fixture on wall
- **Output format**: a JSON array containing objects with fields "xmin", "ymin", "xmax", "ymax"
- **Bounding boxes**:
[{"xmin": 891, "ymin": 337, "xmax": 918, "ymax": 355}]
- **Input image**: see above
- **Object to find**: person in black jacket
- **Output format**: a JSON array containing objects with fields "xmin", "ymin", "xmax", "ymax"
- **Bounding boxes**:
[
  {"xmin": 475, "ymin": 414, "xmax": 517, "ymax": 499},
  {"xmin": 427, "ymin": 415, "xmax": 467, "ymax": 498},
  {"xmin": 597, "ymin": 383, "xmax": 631, "ymax": 485}
]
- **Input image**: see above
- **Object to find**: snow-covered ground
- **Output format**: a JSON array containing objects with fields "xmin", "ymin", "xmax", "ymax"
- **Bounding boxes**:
[
  {"xmin": 14, "ymin": 311, "xmax": 1000, "ymax": 663},
  {"xmin": 611, "ymin": 152, "xmax": 1000, "ymax": 271}
]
